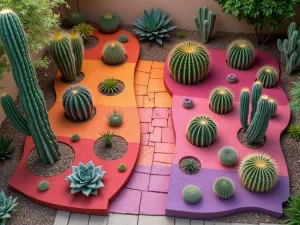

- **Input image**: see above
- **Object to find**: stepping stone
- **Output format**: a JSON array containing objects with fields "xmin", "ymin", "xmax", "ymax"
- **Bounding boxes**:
[
  {"xmin": 148, "ymin": 142, "xmax": 155, "ymax": 147},
  {"xmin": 152, "ymin": 61, "xmax": 165, "ymax": 69},
  {"xmin": 140, "ymin": 123, "xmax": 149, "ymax": 134},
  {"xmin": 138, "ymin": 108, "xmax": 153, "ymax": 123},
  {"xmin": 149, "ymin": 127, "xmax": 162, "ymax": 142},
  {"xmin": 138, "ymin": 215, "xmax": 174, "ymax": 225},
  {"xmin": 154, "ymin": 153, "xmax": 173, "ymax": 164},
  {"xmin": 89, "ymin": 215, "xmax": 108, "ymax": 225},
  {"xmin": 151, "ymin": 119, "xmax": 168, "ymax": 127},
  {"xmin": 168, "ymin": 115, "xmax": 173, "ymax": 127},
  {"xmin": 126, "ymin": 172, "xmax": 150, "ymax": 191},
  {"xmin": 151, "ymin": 162, "xmax": 172, "ymax": 175},
  {"xmin": 162, "ymin": 127, "xmax": 175, "ymax": 143},
  {"xmin": 144, "ymin": 96, "xmax": 155, "ymax": 108},
  {"xmin": 149, "ymin": 125, "xmax": 155, "ymax": 133},
  {"xmin": 136, "ymin": 60, "xmax": 152, "ymax": 73},
  {"xmin": 69, "ymin": 213, "xmax": 89, "ymax": 225},
  {"xmin": 53, "ymin": 211, "xmax": 70, "ymax": 225},
  {"xmin": 135, "ymin": 85, "xmax": 147, "ymax": 96},
  {"xmin": 140, "ymin": 192, "xmax": 168, "ymax": 215},
  {"xmin": 150, "ymin": 68, "xmax": 164, "ymax": 78},
  {"xmin": 155, "ymin": 92, "xmax": 172, "ymax": 108},
  {"xmin": 147, "ymin": 79, "xmax": 167, "ymax": 93},
  {"xmin": 136, "ymin": 146, "xmax": 154, "ymax": 173},
  {"xmin": 141, "ymin": 134, "xmax": 149, "ymax": 146},
  {"xmin": 110, "ymin": 188, "xmax": 141, "ymax": 214},
  {"xmin": 153, "ymin": 108, "xmax": 169, "ymax": 119},
  {"xmin": 149, "ymin": 175, "xmax": 170, "ymax": 193},
  {"xmin": 107, "ymin": 213, "xmax": 138, "ymax": 225},
  {"xmin": 136, "ymin": 96, "xmax": 144, "ymax": 108},
  {"xmin": 135, "ymin": 71, "xmax": 150, "ymax": 85},
  {"xmin": 155, "ymin": 143, "xmax": 175, "ymax": 154},
  {"xmin": 176, "ymin": 218, "xmax": 191, "ymax": 225}
]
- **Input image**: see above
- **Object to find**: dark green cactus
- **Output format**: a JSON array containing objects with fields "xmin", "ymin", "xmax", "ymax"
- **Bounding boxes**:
[
  {"xmin": 102, "ymin": 41, "xmax": 126, "ymax": 65},
  {"xmin": 239, "ymin": 88, "xmax": 250, "ymax": 132},
  {"xmin": 98, "ymin": 13, "xmax": 119, "ymax": 34},
  {"xmin": 0, "ymin": 10, "xmax": 60, "ymax": 164},
  {"xmin": 187, "ymin": 116, "xmax": 217, "ymax": 147},
  {"xmin": 70, "ymin": 31, "xmax": 84, "ymax": 76},
  {"xmin": 227, "ymin": 40, "xmax": 254, "ymax": 70},
  {"xmin": 213, "ymin": 177, "xmax": 235, "ymax": 199},
  {"xmin": 269, "ymin": 98, "xmax": 277, "ymax": 117},
  {"xmin": 49, "ymin": 32, "xmax": 77, "ymax": 82},
  {"xmin": 257, "ymin": 66, "xmax": 278, "ymax": 88},
  {"xmin": 250, "ymin": 81, "xmax": 263, "ymax": 121},
  {"xmin": 108, "ymin": 110, "xmax": 123, "ymax": 127},
  {"xmin": 194, "ymin": 6, "xmax": 216, "ymax": 44},
  {"xmin": 169, "ymin": 41, "xmax": 210, "ymax": 85},
  {"xmin": 118, "ymin": 35, "xmax": 128, "ymax": 43},
  {"xmin": 209, "ymin": 87, "xmax": 233, "ymax": 114},
  {"xmin": 63, "ymin": 85, "xmax": 94, "ymax": 122}
]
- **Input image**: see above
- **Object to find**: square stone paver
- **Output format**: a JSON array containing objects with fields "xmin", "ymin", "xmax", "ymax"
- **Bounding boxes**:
[
  {"xmin": 155, "ymin": 143, "xmax": 175, "ymax": 153},
  {"xmin": 153, "ymin": 108, "xmax": 169, "ymax": 119},
  {"xmin": 107, "ymin": 213, "xmax": 138, "ymax": 225},
  {"xmin": 154, "ymin": 153, "xmax": 173, "ymax": 164},
  {"xmin": 150, "ymin": 68, "xmax": 164, "ymax": 78},
  {"xmin": 176, "ymin": 218, "xmax": 191, "ymax": 225},
  {"xmin": 53, "ymin": 211, "xmax": 70, "ymax": 225},
  {"xmin": 204, "ymin": 222, "xmax": 215, "ymax": 225},
  {"xmin": 135, "ymin": 85, "xmax": 147, "ymax": 96},
  {"xmin": 149, "ymin": 127, "xmax": 162, "ymax": 142},
  {"xmin": 141, "ymin": 134, "xmax": 149, "ymax": 146},
  {"xmin": 126, "ymin": 172, "xmax": 150, "ymax": 191},
  {"xmin": 144, "ymin": 96, "xmax": 155, "ymax": 108},
  {"xmin": 147, "ymin": 79, "xmax": 167, "ymax": 92},
  {"xmin": 137, "ymin": 60, "xmax": 152, "ymax": 73},
  {"xmin": 89, "ymin": 215, "xmax": 108, "ymax": 225},
  {"xmin": 191, "ymin": 220, "xmax": 204, "ymax": 225},
  {"xmin": 138, "ymin": 215, "xmax": 174, "ymax": 225},
  {"xmin": 140, "ymin": 192, "xmax": 168, "ymax": 215},
  {"xmin": 69, "ymin": 213, "xmax": 89, "ymax": 225},
  {"xmin": 151, "ymin": 162, "xmax": 172, "ymax": 175},
  {"xmin": 155, "ymin": 92, "xmax": 172, "ymax": 108},
  {"xmin": 151, "ymin": 119, "xmax": 168, "ymax": 127},
  {"xmin": 140, "ymin": 123, "xmax": 149, "ymax": 134},
  {"xmin": 162, "ymin": 127, "xmax": 175, "ymax": 143},
  {"xmin": 138, "ymin": 108, "xmax": 152, "ymax": 122},
  {"xmin": 136, "ymin": 95, "xmax": 144, "ymax": 108},
  {"xmin": 152, "ymin": 61, "xmax": 165, "ymax": 69},
  {"xmin": 149, "ymin": 175, "xmax": 170, "ymax": 193},
  {"xmin": 136, "ymin": 146, "xmax": 154, "ymax": 169},
  {"xmin": 135, "ymin": 71, "xmax": 150, "ymax": 86}
]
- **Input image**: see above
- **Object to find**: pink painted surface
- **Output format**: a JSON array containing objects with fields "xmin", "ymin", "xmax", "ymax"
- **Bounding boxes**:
[
  {"xmin": 140, "ymin": 192, "xmax": 168, "ymax": 215},
  {"xmin": 126, "ymin": 172, "xmax": 150, "ymax": 191},
  {"xmin": 149, "ymin": 175, "xmax": 170, "ymax": 193}
]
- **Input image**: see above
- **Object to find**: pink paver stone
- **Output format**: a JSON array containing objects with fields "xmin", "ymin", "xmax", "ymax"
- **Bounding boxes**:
[
  {"xmin": 138, "ymin": 108, "xmax": 153, "ymax": 123},
  {"xmin": 150, "ymin": 127, "xmax": 162, "ymax": 142},
  {"xmin": 151, "ymin": 119, "xmax": 168, "ymax": 127},
  {"xmin": 153, "ymin": 108, "xmax": 169, "ymax": 119},
  {"xmin": 110, "ymin": 188, "xmax": 142, "ymax": 214},
  {"xmin": 162, "ymin": 127, "xmax": 175, "ymax": 143},
  {"xmin": 155, "ymin": 143, "xmax": 175, "ymax": 153},
  {"xmin": 141, "ymin": 134, "xmax": 149, "ymax": 146},
  {"xmin": 126, "ymin": 172, "xmax": 150, "ymax": 191},
  {"xmin": 151, "ymin": 165, "xmax": 172, "ymax": 175},
  {"xmin": 135, "ymin": 165, "xmax": 151, "ymax": 174},
  {"xmin": 149, "ymin": 175, "xmax": 170, "ymax": 193},
  {"xmin": 140, "ymin": 192, "xmax": 168, "ymax": 215},
  {"xmin": 154, "ymin": 153, "xmax": 174, "ymax": 164},
  {"xmin": 168, "ymin": 115, "xmax": 172, "ymax": 127},
  {"xmin": 148, "ymin": 142, "xmax": 155, "ymax": 147},
  {"xmin": 140, "ymin": 123, "xmax": 149, "ymax": 134},
  {"xmin": 149, "ymin": 125, "xmax": 154, "ymax": 133}
]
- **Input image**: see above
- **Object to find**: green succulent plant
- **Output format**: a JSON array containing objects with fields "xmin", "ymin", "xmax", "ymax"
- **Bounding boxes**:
[
  {"xmin": 257, "ymin": 66, "xmax": 278, "ymax": 88},
  {"xmin": 182, "ymin": 185, "xmax": 201, "ymax": 204},
  {"xmin": 99, "ymin": 13, "xmax": 119, "ymax": 34},
  {"xmin": 213, "ymin": 177, "xmax": 234, "ymax": 199},
  {"xmin": 209, "ymin": 87, "xmax": 234, "ymax": 114},
  {"xmin": 38, "ymin": 180, "xmax": 50, "ymax": 192},
  {"xmin": 180, "ymin": 158, "xmax": 200, "ymax": 174},
  {"xmin": 227, "ymin": 40, "xmax": 254, "ymax": 70},
  {"xmin": 102, "ymin": 42, "xmax": 126, "ymax": 65},
  {"xmin": 0, "ymin": 191, "xmax": 18, "ymax": 225},
  {"xmin": 100, "ymin": 130, "xmax": 114, "ymax": 148},
  {"xmin": 66, "ymin": 12, "xmax": 87, "ymax": 28},
  {"xmin": 118, "ymin": 163, "xmax": 127, "ymax": 172},
  {"xmin": 288, "ymin": 124, "xmax": 300, "ymax": 142},
  {"xmin": 99, "ymin": 77, "xmax": 122, "ymax": 94},
  {"xmin": 65, "ymin": 161, "xmax": 106, "ymax": 197},
  {"xmin": 133, "ymin": 8, "xmax": 177, "ymax": 45},
  {"xmin": 73, "ymin": 23, "xmax": 95, "ymax": 40},
  {"xmin": 176, "ymin": 32, "xmax": 185, "ymax": 39},
  {"xmin": 118, "ymin": 35, "xmax": 128, "ymax": 43},
  {"xmin": 0, "ymin": 135, "xmax": 14, "ymax": 161},
  {"xmin": 284, "ymin": 194, "xmax": 300, "ymax": 225},
  {"xmin": 108, "ymin": 110, "xmax": 123, "ymax": 127},
  {"xmin": 218, "ymin": 146, "xmax": 238, "ymax": 167},
  {"xmin": 71, "ymin": 134, "xmax": 80, "ymax": 142}
]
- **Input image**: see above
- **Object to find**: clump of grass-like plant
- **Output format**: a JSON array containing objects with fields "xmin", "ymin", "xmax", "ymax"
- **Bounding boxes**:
[
  {"xmin": 288, "ymin": 124, "xmax": 300, "ymax": 142},
  {"xmin": 100, "ymin": 130, "xmax": 114, "ymax": 148},
  {"xmin": 284, "ymin": 194, "xmax": 300, "ymax": 225},
  {"xmin": 99, "ymin": 78, "xmax": 122, "ymax": 95},
  {"xmin": 73, "ymin": 23, "xmax": 94, "ymax": 40},
  {"xmin": 0, "ymin": 135, "xmax": 14, "ymax": 161}
]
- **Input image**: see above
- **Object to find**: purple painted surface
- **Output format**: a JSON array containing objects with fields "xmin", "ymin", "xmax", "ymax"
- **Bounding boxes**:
[
  {"xmin": 140, "ymin": 191, "xmax": 168, "ymax": 215},
  {"xmin": 135, "ymin": 165, "xmax": 151, "ymax": 174},
  {"xmin": 126, "ymin": 172, "xmax": 150, "ymax": 191},
  {"xmin": 149, "ymin": 175, "xmax": 170, "ymax": 193},
  {"xmin": 151, "ymin": 165, "xmax": 172, "ymax": 175}
]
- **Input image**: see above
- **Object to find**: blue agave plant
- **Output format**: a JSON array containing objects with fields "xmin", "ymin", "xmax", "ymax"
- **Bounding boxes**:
[
  {"xmin": 65, "ymin": 161, "xmax": 106, "ymax": 197},
  {"xmin": 0, "ymin": 191, "xmax": 18, "ymax": 225},
  {"xmin": 133, "ymin": 8, "xmax": 177, "ymax": 45}
]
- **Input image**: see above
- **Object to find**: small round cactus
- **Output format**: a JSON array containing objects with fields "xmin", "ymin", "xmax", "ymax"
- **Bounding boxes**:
[
  {"xmin": 227, "ymin": 40, "xmax": 254, "ymax": 70},
  {"xmin": 180, "ymin": 157, "xmax": 200, "ymax": 174},
  {"xmin": 38, "ymin": 180, "xmax": 50, "ymax": 192},
  {"xmin": 182, "ymin": 96, "xmax": 194, "ymax": 109},
  {"xmin": 269, "ymin": 98, "xmax": 277, "ymax": 117},
  {"xmin": 218, "ymin": 146, "xmax": 238, "ymax": 166},
  {"xmin": 102, "ymin": 41, "xmax": 126, "ymax": 65},
  {"xmin": 213, "ymin": 177, "xmax": 234, "ymax": 199},
  {"xmin": 209, "ymin": 87, "xmax": 233, "ymax": 114},
  {"xmin": 118, "ymin": 163, "xmax": 127, "ymax": 172},
  {"xmin": 108, "ymin": 110, "xmax": 123, "ymax": 127},
  {"xmin": 257, "ymin": 66, "xmax": 278, "ymax": 88},
  {"xmin": 71, "ymin": 134, "xmax": 80, "ymax": 142},
  {"xmin": 226, "ymin": 74, "xmax": 237, "ymax": 84},
  {"xmin": 182, "ymin": 185, "xmax": 201, "ymax": 204},
  {"xmin": 187, "ymin": 116, "xmax": 217, "ymax": 147},
  {"xmin": 99, "ymin": 13, "xmax": 119, "ymax": 34},
  {"xmin": 118, "ymin": 35, "xmax": 128, "ymax": 43}
]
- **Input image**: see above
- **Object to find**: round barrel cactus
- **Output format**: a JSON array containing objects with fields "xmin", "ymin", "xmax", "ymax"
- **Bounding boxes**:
[
  {"xmin": 108, "ymin": 110, "xmax": 123, "ymax": 127},
  {"xmin": 239, "ymin": 153, "xmax": 278, "ymax": 193},
  {"xmin": 218, "ymin": 146, "xmax": 238, "ymax": 166},
  {"xmin": 269, "ymin": 98, "xmax": 277, "ymax": 117},
  {"xmin": 182, "ymin": 185, "xmax": 201, "ymax": 204},
  {"xmin": 227, "ymin": 40, "xmax": 254, "ymax": 70},
  {"xmin": 103, "ymin": 42, "xmax": 126, "ymax": 65},
  {"xmin": 118, "ymin": 35, "xmax": 128, "ymax": 43},
  {"xmin": 213, "ymin": 177, "xmax": 234, "ymax": 199},
  {"xmin": 209, "ymin": 87, "xmax": 233, "ymax": 114},
  {"xmin": 99, "ymin": 13, "xmax": 119, "ymax": 34},
  {"xmin": 63, "ymin": 85, "xmax": 94, "ymax": 122},
  {"xmin": 169, "ymin": 41, "xmax": 210, "ymax": 85},
  {"xmin": 257, "ymin": 66, "xmax": 278, "ymax": 88},
  {"xmin": 187, "ymin": 116, "xmax": 217, "ymax": 147}
]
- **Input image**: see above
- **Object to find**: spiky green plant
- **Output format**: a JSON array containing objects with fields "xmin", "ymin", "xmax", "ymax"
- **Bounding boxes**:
[
  {"xmin": 63, "ymin": 85, "xmax": 94, "ymax": 122},
  {"xmin": 38, "ymin": 180, "xmax": 50, "ymax": 192},
  {"xmin": 102, "ymin": 42, "xmax": 126, "ymax": 65},
  {"xmin": 250, "ymin": 81, "xmax": 263, "ymax": 121},
  {"xmin": 187, "ymin": 116, "xmax": 217, "ymax": 147},
  {"xmin": 133, "ymin": 8, "xmax": 177, "ymax": 45},
  {"xmin": 257, "ymin": 66, "xmax": 278, "ymax": 88},
  {"xmin": 65, "ymin": 161, "xmax": 106, "ymax": 197},
  {"xmin": 69, "ymin": 31, "xmax": 84, "ymax": 76},
  {"xmin": 176, "ymin": 32, "xmax": 185, "ymax": 39},
  {"xmin": 288, "ymin": 124, "xmax": 300, "ymax": 142},
  {"xmin": 194, "ymin": 6, "xmax": 216, "ymax": 44},
  {"xmin": 169, "ymin": 41, "xmax": 210, "ymax": 85},
  {"xmin": 118, "ymin": 35, "xmax": 128, "ymax": 43},
  {"xmin": 73, "ymin": 23, "xmax": 94, "ymax": 40},
  {"xmin": 0, "ymin": 135, "xmax": 14, "ymax": 161},
  {"xmin": 218, "ymin": 146, "xmax": 238, "ymax": 167},
  {"xmin": 0, "ymin": 191, "xmax": 18, "ymax": 225},
  {"xmin": 227, "ymin": 40, "xmax": 254, "ymax": 70},
  {"xmin": 209, "ymin": 87, "xmax": 233, "ymax": 114},
  {"xmin": 99, "ymin": 77, "xmax": 122, "ymax": 94},
  {"xmin": 0, "ymin": 10, "xmax": 60, "ymax": 164},
  {"xmin": 180, "ymin": 158, "xmax": 200, "ymax": 174},
  {"xmin": 71, "ymin": 134, "xmax": 80, "ymax": 143},
  {"xmin": 284, "ymin": 194, "xmax": 300, "ymax": 225},
  {"xmin": 213, "ymin": 177, "xmax": 234, "ymax": 199},
  {"xmin": 100, "ymin": 130, "xmax": 114, "ymax": 148},
  {"xmin": 99, "ymin": 13, "xmax": 119, "ymax": 34},
  {"xmin": 118, "ymin": 163, "xmax": 127, "ymax": 172},
  {"xmin": 269, "ymin": 98, "xmax": 277, "ymax": 117},
  {"xmin": 108, "ymin": 110, "xmax": 123, "ymax": 127},
  {"xmin": 239, "ymin": 88, "xmax": 250, "ymax": 131},
  {"xmin": 65, "ymin": 12, "xmax": 87, "ymax": 28},
  {"xmin": 182, "ymin": 185, "xmax": 201, "ymax": 204}
]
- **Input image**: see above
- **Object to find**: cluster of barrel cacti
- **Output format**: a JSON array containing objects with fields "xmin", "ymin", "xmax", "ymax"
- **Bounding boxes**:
[
  {"xmin": 256, "ymin": 66, "xmax": 278, "ymax": 88},
  {"xmin": 169, "ymin": 41, "xmax": 210, "ymax": 85},
  {"xmin": 194, "ymin": 6, "xmax": 216, "ymax": 44},
  {"xmin": 102, "ymin": 41, "xmax": 127, "ymax": 65},
  {"xmin": 209, "ymin": 87, "xmax": 233, "ymax": 114}
]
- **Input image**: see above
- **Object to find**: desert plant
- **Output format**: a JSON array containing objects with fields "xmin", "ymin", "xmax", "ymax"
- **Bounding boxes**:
[
  {"xmin": 288, "ymin": 124, "xmax": 300, "ymax": 142},
  {"xmin": 284, "ymin": 194, "xmax": 300, "ymax": 225},
  {"xmin": 176, "ymin": 32, "xmax": 185, "ymax": 39},
  {"xmin": 209, "ymin": 87, "xmax": 233, "ymax": 114},
  {"xmin": 100, "ymin": 130, "xmax": 114, "ymax": 148},
  {"xmin": 69, "ymin": 31, "xmax": 84, "ymax": 76},
  {"xmin": 118, "ymin": 35, "xmax": 128, "ymax": 43},
  {"xmin": 180, "ymin": 158, "xmax": 200, "ymax": 174},
  {"xmin": 118, "ymin": 163, "xmax": 127, "ymax": 172},
  {"xmin": 239, "ymin": 88, "xmax": 250, "ymax": 131},
  {"xmin": 0, "ymin": 135, "xmax": 14, "ymax": 161},
  {"xmin": 99, "ymin": 77, "xmax": 122, "ymax": 94},
  {"xmin": 187, "ymin": 116, "xmax": 217, "ymax": 147},
  {"xmin": 73, "ymin": 23, "xmax": 94, "ymax": 40},
  {"xmin": 103, "ymin": 42, "xmax": 126, "ymax": 65},
  {"xmin": 63, "ymin": 85, "xmax": 94, "ymax": 122},
  {"xmin": 38, "ymin": 180, "xmax": 50, "ymax": 192},
  {"xmin": 218, "ymin": 146, "xmax": 238, "ymax": 166},
  {"xmin": 50, "ymin": 32, "xmax": 77, "ymax": 82},
  {"xmin": 226, "ymin": 73, "xmax": 237, "ymax": 84},
  {"xmin": 66, "ymin": 12, "xmax": 87, "ymax": 27},
  {"xmin": 227, "ymin": 40, "xmax": 254, "ymax": 70},
  {"xmin": 133, "ymin": 8, "xmax": 177, "ymax": 45},
  {"xmin": 169, "ymin": 41, "xmax": 210, "ymax": 85},
  {"xmin": 65, "ymin": 161, "xmax": 106, "ymax": 197},
  {"xmin": 213, "ymin": 177, "xmax": 234, "ymax": 199},
  {"xmin": 108, "ymin": 110, "xmax": 123, "ymax": 127},
  {"xmin": 250, "ymin": 81, "xmax": 263, "ymax": 121},
  {"xmin": 182, "ymin": 96, "xmax": 194, "ymax": 109},
  {"xmin": 71, "ymin": 134, "xmax": 80, "ymax": 142},
  {"xmin": 269, "ymin": 98, "xmax": 277, "ymax": 117},
  {"xmin": 239, "ymin": 153, "xmax": 278, "ymax": 193},
  {"xmin": 0, "ymin": 191, "xmax": 18, "ymax": 225},
  {"xmin": 257, "ymin": 66, "xmax": 278, "ymax": 88},
  {"xmin": 99, "ymin": 13, "xmax": 119, "ymax": 34},
  {"xmin": 194, "ymin": 6, "xmax": 216, "ymax": 44},
  {"xmin": 0, "ymin": 10, "xmax": 60, "ymax": 164},
  {"xmin": 290, "ymin": 81, "xmax": 300, "ymax": 116},
  {"xmin": 182, "ymin": 185, "xmax": 201, "ymax": 204}
]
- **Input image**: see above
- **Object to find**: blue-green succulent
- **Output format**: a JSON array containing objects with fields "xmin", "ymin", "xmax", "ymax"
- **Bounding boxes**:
[{"xmin": 0, "ymin": 191, "xmax": 18, "ymax": 225}]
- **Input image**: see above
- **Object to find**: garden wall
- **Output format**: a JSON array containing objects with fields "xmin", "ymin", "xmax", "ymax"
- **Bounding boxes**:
[{"xmin": 67, "ymin": 0, "xmax": 300, "ymax": 34}]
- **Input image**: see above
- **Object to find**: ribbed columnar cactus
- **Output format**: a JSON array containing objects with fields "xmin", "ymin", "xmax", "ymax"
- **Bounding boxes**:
[
  {"xmin": 269, "ymin": 98, "xmax": 277, "ymax": 117},
  {"xmin": 250, "ymin": 81, "xmax": 263, "ymax": 121},
  {"xmin": 187, "ymin": 116, "xmax": 217, "ymax": 147},
  {"xmin": 257, "ymin": 66, "xmax": 278, "ymax": 88},
  {"xmin": 70, "ymin": 31, "xmax": 84, "ymax": 76},
  {"xmin": 169, "ymin": 41, "xmax": 210, "ymax": 85},
  {"xmin": 227, "ymin": 40, "xmax": 255, "ymax": 70},
  {"xmin": 209, "ymin": 87, "xmax": 233, "ymax": 114},
  {"xmin": 102, "ymin": 41, "xmax": 126, "ymax": 65},
  {"xmin": 194, "ymin": 6, "xmax": 216, "ymax": 44},
  {"xmin": 63, "ymin": 85, "xmax": 94, "ymax": 122},
  {"xmin": 50, "ymin": 32, "xmax": 77, "ymax": 82},
  {"xmin": 239, "ymin": 88, "xmax": 250, "ymax": 131},
  {"xmin": 0, "ymin": 10, "xmax": 60, "ymax": 164}
]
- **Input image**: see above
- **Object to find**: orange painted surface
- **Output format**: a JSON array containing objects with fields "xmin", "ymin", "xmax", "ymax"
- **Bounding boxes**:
[{"xmin": 136, "ymin": 60, "xmax": 153, "ymax": 73}]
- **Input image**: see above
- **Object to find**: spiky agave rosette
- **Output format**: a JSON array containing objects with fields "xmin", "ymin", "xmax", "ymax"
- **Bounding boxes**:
[{"xmin": 0, "ymin": 191, "xmax": 18, "ymax": 225}]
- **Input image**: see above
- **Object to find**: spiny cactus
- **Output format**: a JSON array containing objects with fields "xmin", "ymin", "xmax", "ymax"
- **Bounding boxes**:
[
  {"xmin": 108, "ymin": 110, "xmax": 123, "ymax": 127},
  {"xmin": 99, "ymin": 13, "xmax": 119, "ymax": 34},
  {"xmin": 180, "ymin": 158, "xmax": 200, "ymax": 174},
  {"xmin": 69, "ymin": 31, "xmax": 84, "ymax": 76},
  {"xmin": 71, "ymin": 134, "xmax": 80, "ymax": 142},
  {"xmin": 239, "ymin": 153, "xmax": 278, "ymax": 193},
  {"xmin": 182, "ymin": 185, "xmax": 201, "ymax": 204},
  {"xmin": 63, "ymin": 85, "xmax": 94, "ymax": 122},
  {"xmin": 38, "ymin": 180, "xmax": 50, "ymax": 192},
  {"xmin": 169, "ymin": 41, "xmax": 210, "ymax": 85},
  {"xmin": 50, "ymin": 32, "xmax": 77, "ymax": 82},
  {"xmin": 0, "ymin": 191, "xmax": 18, "ymax": 225},
  {"xmin": 269, "ymin": 98, "xmax": 277, "ymax": 117},
  {"xmin": 187, "ymin": 116, "xmax": 217, "ymax": 147},
  {"xmin": 239, "ymin": 88, "xmax": 250, "ymax": 131},
  {"xmin": 250, "ymin": 81, "xmax": 263, "ymax": 121},
  {"xmin": 65, "ymin": 12, "xmax": 87, "ymax": 28},
  {"xmin": 209, "ymin": 87, "xmax": 233, "ymax": 114},
  {"xmin": 0, "ymin": 10, "xmax": 60, "ymax": 164},
  {"xmin": 257, "ymin": 66, "xmax": 278, "ymax": 88},
  {"xmin": 182, "ymin": 96, "xmax": 194, "ymax": 109},
  {"xmin": 103, "ymin": 41, "xmax": 126, "ymax": 65},
  {"xmin": 118, "ymin": 163, "xmax": 127, "ymax": 172},
  {"xmin": 118, "ymin": 35, "xmax": 128, "ymax": 43},
  {"xmin": 227, "ymin": 40, "xmax": 255, "ymax": 70},
  {"xmin": 213, "ymin": 177, "xmax": 234, "ymax": 199},
  {"xmin": 218, "ymin": 146, "xmax": 238, "ymax": 167},
  {"xmin": 194, "ymin": 6, "xmax": 216, "ymax": 44}
]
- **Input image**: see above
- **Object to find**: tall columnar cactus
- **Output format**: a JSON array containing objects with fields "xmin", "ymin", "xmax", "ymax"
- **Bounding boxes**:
[
  {"xmin": 63, "ymin": 85, "xmax": 94, "ymax": 122},
  {"xmin": 0, "ymin": 10, "xmax": 60, "ymax": 164},
  {"xmin": 227, "ymin": 40, "xmax": 255, "ymax": 70},
  {"xmin": 49, "ymin": 32, "xmax": 77, "ymax": 82},
  {"xmin": 250, "ymin": 81, "xmax": 263, "ymax": 121},
  {"xmin": 194, "ymin": 6, "xmax": 216, "ymax": 44},
  {"xmin": 70, "ymin": 31, "xmax": 84, "ymax": 76},
  {"xmin": 239, "ymin": 88, "xmax": 250, "ymax": 131},
  {"xmin": 209, "ymin": 87, "xmax": 233, "ymax": 114},
  {"xmin": 102, "ymin": 41, "xmax": 126, "ymax": 65},
  {"xmin": 277, "ymin": 22, "xmax": 300, "ymax": 75},
  {"xmin": 257, "ymin": 66, "xmax": 278, "ymax": 88},
  {"xmin": 187, "ymin": 116, "xmax": 217, "ymax": 147},
  {"xmin": 269, "ymin": 98, "xmax": 277, "ymax": 117},
  {"xmin": 169, "ymin": 41, "xmax": 210, "ymax": 85}
]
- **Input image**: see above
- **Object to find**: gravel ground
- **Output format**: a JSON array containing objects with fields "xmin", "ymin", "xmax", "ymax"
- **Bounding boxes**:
[
  {"xmin": 84, "ymin": 36, "xmax": 99, "ymax": 50},
  {"xmin": 237, "ymin": 128, "xmax": 266, "ymax": 149},
  {"xmin": 94, "ymin": 136, "xmax": 128, "ymax": 160}
]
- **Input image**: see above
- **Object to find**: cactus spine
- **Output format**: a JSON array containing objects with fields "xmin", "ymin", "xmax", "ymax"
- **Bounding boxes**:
[
  {"xmin": 227, "ymin": 40, "xmax": 254, "ymax": 70},
  {"xmin": 257, "ymin": 66, "xmax": 278, "ymax": 88},
  {"xmin": 70, "ymin": 31, "xmax": 84, "ymax": 76},
  {"xmin": 0, "ymin": 10, "xmax": 60, "ymax": 164},
  {"xmin": 194, "ymin": 6, "xmax": 216, "ymax": 44},
  {"xmin": 103, "ymin": 41, "xmax": 126, "ymax": 65},
  {"xmin": 239, "ymin": 88, "xmax": 250, "ymax": 131},
  {"xmin": 250, "ymin": 81, "xmax": 263, "ymax": 121},
  {"xmin": 209, "ymin": 87, "xmax": 233, "ymax": 114}
]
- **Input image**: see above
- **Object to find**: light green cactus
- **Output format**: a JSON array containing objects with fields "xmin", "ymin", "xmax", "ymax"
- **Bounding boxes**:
[
  {"xmin": 239, "ymin": 88, "xmax": 250, "ymax": 131},
  {"xmin": 250, "ymin": 81, "xmax": 263, "ymax": 121},
  {"xmin": 182, "ymin": 185, "xmax": 201, "ymax": 204},
  {"xmin": 269, "ymin": 98, "xmax": 277, "ymax": 117}
]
